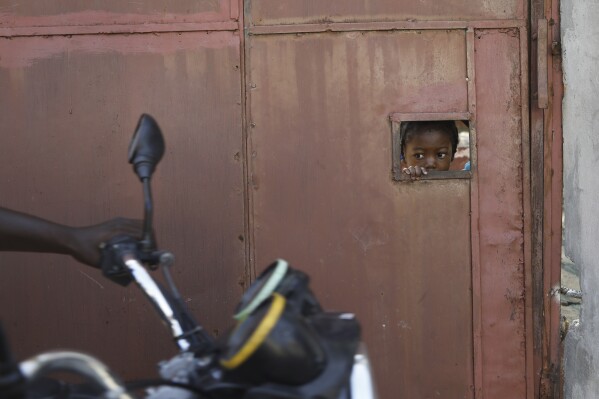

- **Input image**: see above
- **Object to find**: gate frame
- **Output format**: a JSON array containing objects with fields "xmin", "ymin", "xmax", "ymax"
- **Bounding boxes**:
[
  {"xmin": 530, "ymin": 0, "xmax": 564, "ymax": 397},
  {"xmin": 243, "ymin": 0, "xmax": 564, "ymax": 396},
  {"xmin": 0, "ymin": 0, "xmax": 564, "ymax": 396}
]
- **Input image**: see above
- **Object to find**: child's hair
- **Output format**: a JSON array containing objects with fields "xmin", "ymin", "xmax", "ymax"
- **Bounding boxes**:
[{"xmin": 399, "ymin": 120, "xmax": 459, "ymax": 160}]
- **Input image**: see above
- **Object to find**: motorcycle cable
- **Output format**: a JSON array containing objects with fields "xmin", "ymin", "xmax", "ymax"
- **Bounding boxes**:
[{"xmin": 158, "ymin": 263, "xmax": 216, "ymax": 354}]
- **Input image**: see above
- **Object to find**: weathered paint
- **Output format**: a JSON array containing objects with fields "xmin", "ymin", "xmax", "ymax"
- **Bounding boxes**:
[
  {"xmin": 0, "ymin": 1, "xmax": 556, "ymax": 398},
  {"xmin": 529, "ymin": 3, "xmax": 547, "ymax": 398},
  {"xmin": 519, "ymin": 25, "xmax": 535, "ymax": 399},
  {"xmin": 247, "ymin": 30, "xmax": 473, "ymax": 397},
  {"xmin": 248, "ymin": 19, "xmax": 528, "ymax": 37},
  {"xmin": 0, "ymin": 0, "xmax": 232, "ymax": 27},
  {"xmin": 529, "ymin": 0, "xmax": 563, "ymax": 396},
  {"xmin": 475, "ymin": 28, "xmax": 527, "ymax": 397},
  {"xmin": 249, "ymin": 0, "xmax": 524, "ymax": 26},
  {"xmin": 0, "ymin": 30, "xmax": 245, "ymax": 379},
  {"xmin": 466, "ymin": 27, "xmax": 484, "ymax": 399},
  {"xmin": 546, "ymin": 0, "xmax": 563, "ymax": 396},
  {"xmin": 0, "ymin": 31, "xmax": 239, "ymax": 69}
]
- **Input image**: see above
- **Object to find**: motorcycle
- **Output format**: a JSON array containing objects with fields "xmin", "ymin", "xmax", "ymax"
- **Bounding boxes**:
[{"xmin": 0, "ymin": 114, "xmax": 377, "ymax": 399}]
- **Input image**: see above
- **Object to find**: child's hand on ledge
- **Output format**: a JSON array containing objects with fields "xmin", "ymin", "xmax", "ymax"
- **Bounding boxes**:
[{"xmin": 402, "ymin": 166, "xmax": 428, "ymax": 181}]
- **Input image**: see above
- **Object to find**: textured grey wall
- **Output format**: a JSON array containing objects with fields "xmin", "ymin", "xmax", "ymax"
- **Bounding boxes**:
[{"xmin": 562, "ymin": 0, "xmax": 599, "ymax": 397}]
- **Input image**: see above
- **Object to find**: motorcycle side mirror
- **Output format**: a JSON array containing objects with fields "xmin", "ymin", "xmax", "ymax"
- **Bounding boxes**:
[
  {"xmin": 128, "ymin": 114, "xmax": 165, "ymax": 253},
  {"xmin": 128, "ymin": 114, "xmax": 165, "ymax": 181}
]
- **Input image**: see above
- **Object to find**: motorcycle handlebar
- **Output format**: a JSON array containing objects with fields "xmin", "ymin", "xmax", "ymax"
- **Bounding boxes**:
[
  {"xmin": 100, "ymin": 237, "xmax": 216, "ymax": 353},
  {"xmin": 122, "ymin": 254, "xmax": 191, "ymax": 352}
]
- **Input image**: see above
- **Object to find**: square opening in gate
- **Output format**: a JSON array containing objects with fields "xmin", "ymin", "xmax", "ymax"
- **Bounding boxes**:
[{"xmin": 391, "ymin": 115, "xmax": 472, "ymax": 181}]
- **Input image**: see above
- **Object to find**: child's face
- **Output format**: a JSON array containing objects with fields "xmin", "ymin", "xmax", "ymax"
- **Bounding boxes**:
[{"xmin": 402, "ymin": 128, "xmax": 453, "ymax": 171}]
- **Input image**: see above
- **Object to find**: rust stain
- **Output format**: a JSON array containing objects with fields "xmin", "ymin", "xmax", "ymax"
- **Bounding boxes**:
[
  {"xmin": 249, "ymin": 27, "xmax": 474, "ymax": 398},
  {"xmin": 0, "ymin": 0, "xmax": 228, "ymax": 27},
  {"xmin": 250, "ymin": 0, "xmax": 523, "ymax": 26},
  {"xmin": 0, "ymin": 31, "xmax": 238, "ymax": 68},
  {"xmin": 0, "ymin": 21, "xmax": 244, "ymax": 380},
  {"xmin": 475, "ymin": 28, "xmax": 527, "ymax": 398}
]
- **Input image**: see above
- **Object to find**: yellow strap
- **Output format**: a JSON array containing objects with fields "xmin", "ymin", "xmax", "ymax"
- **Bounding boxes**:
[{"xmin": 220, "ymin": 292, "xmax": 286, "ymax": 369}]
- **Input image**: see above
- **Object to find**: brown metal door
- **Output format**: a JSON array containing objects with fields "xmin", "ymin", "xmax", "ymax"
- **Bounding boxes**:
[
  {"xmin": 0, "ymin": 1, "xmax": 558, "ymax": 398},
  {"xmin": 245, "ymin": 2, "xmax": 532, "ymax": 398},
  {"xmin": 0, "ymin": 1, "xmax": 246, "ymax": 379}
]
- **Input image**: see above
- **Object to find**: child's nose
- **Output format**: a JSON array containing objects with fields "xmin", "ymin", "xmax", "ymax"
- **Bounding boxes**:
[{"xmin": 425, "ymin": 157, "xmax": 437, "ymax": 169}]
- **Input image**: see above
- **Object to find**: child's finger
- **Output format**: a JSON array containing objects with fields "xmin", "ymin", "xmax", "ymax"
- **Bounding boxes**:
[{"xmin": 413, "ymin": 166, "xmax": 428, "ymax": 178}]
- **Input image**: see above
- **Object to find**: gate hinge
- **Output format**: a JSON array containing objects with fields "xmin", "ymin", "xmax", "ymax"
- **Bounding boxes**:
[
  {"xmin": 539, "ymin": 364, "xmax": 562, "ymax": 399},
  {"xmin": 551, "ymin": 41, "xmax": 562, "ymax": 57}
]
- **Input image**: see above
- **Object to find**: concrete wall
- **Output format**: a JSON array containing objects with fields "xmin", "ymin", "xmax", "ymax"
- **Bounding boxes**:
[{"xmin": 561, "ymin": 0, "xmax": 599, "ymax": 397}]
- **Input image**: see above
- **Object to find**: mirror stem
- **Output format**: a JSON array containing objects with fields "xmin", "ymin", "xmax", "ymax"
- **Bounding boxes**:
[{"xmin": 141, "ymin": 178, "xmax": 155, "ymax": 251}]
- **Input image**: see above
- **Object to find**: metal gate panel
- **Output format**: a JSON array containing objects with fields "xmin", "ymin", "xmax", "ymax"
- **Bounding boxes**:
[
  {"xmin": 475, "ymin": 28, "xmax": 527, "ymax": 398},
  {"xmin": 0, "ymin": 31, "xmax": 245, "ymax": 378},
  {"xmin": 249, "ymin": 0, "xmax": 523, "ymax": 26},
  {"xmin": 0, "ymin": 0, "xmax": 546, "ymax": 397},
  {"xmin": 248, "ymin": 29, "xmax": 473, "ymax": 398}
]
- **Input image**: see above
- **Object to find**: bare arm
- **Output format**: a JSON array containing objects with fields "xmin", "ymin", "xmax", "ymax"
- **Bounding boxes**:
[{"xmin": 0, "ymin": 207, "xmax": 142, "ymax": 267}]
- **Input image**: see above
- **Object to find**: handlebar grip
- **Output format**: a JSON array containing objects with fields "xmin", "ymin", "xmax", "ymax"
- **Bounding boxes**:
[{"xmin": 99, "ymin": 235, "xmax": 139, "ymax": 286}]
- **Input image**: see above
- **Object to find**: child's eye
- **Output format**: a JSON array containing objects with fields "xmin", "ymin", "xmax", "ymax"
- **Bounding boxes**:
[
  {"xmin": 437, "ymin": 153, "xmax": 447, "ymax": 159},
  {"xmin": 414, "ymin": 154, "xmax": 424, "ymax": 160}
]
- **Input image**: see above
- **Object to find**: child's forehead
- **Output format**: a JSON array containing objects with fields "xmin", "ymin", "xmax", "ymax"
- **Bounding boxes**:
[
  {"xmin": 409, "ymin": 122, "xmax": 453, "ymax": 135},
  {"xmin": 405, "ymin": 125, "xmax": 454, "ymax": 143},
  {"xmin": 406, "ymin": 130, "xmax": 453, "ymax": 146}
]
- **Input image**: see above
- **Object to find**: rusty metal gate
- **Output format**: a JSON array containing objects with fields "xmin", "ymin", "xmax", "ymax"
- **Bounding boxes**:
[
  {"xmin": 245, "ymin": 2, "xmax": 534, "ymax": 398},
  {"xmin": 0, "ymin": 1, "xmax": 562, "ymax": 398},
  {"xmin": 0, "ymin": 0, "xmax": 247, "ymax": 381}
]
